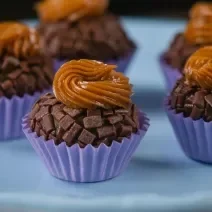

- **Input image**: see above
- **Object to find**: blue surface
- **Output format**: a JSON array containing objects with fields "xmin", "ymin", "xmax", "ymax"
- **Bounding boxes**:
[{"xmin": 1, "ymin": 18, "xmax": 212, "ymax": 212}]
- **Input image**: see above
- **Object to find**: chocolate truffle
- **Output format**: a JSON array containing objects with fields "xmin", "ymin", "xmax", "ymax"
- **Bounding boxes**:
[
  {"xmin": 0, "ymin": 22, "xmax": 53, "ymax": 98},
  {"xmin": 29, "ymin": 59, "xmax": 140, "ymax": 148},
  {"xmin": 29, "ymin": 93, "xmax": 139, "ymax": 148},
  {"xmin": 36, "ymin": 0, "xmax": 135, "ymax": 61},
  {"xmin": 164, "ymin": 2, "xmax": 212, "ymax": 70},
  {"xmin": 169, "ymin": 46, "xmax": 212, "ymax": 121}
]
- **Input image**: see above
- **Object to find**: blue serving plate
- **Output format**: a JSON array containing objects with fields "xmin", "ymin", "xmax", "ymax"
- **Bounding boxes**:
[{"xmin": 1, "ymin": 18, "xmax": 212, "ymax": 212}]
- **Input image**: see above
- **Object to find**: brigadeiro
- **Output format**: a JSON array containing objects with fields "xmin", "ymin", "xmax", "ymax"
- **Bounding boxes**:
[
  {"xmin": 165, "ymin": 46, "xmax": 212, "ymax": 163},
  {"xmin": 35, "ymin": 0, "xmax": 136, "ymax": 73},
  {"xmin": 160, "ymin": 2, "xmax": 212, "ymax": 92},
  {"xmin": 22, "ymin": 59, "xmax": 149, "ymax": 183},
  {"xmin": 0, "ymin": 22, "xmax": 53, "ymax": 140}
]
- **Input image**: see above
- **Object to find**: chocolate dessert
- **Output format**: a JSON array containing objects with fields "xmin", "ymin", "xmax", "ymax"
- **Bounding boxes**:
[
  {"xmin": 0, "ymin": 22, "xmax": 53, "ymax": 98},
  {"xmin": 164, "ymin": 2, "xmax": 212, "ymax": 71},
  {"xmin": 169, "ymin": 46, "xmax": 212, "ymax": 121},
  {"xmin": 29, "ymin": 59, "xmax": 140, "ymax": 148},
  {"xmin": 29, "ymin": 93, "xmax": 139, "ymax": 148},
  {"xmin": 36, "ymin": 0, "xmax": 135, "ymax": 62}
]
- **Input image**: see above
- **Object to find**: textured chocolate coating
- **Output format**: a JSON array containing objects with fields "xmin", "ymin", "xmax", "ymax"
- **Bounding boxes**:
[
  {"xmin": 169, "ymin": 78, "xmax": 212, "ymax": 121},
  {"xmin": 164, "ymin": 33, "xmax": 201, "ymax": 71},
  {"xmin": 0, "ymin": 55, "xmax": 53, "ymax": 98},
  {"xmin": 38, "ymin": 14, "xmax": 135, "ymax": 60},
  {"xmin": 29, "ymin": 93, "xmax": 140, "ymax": 148}
]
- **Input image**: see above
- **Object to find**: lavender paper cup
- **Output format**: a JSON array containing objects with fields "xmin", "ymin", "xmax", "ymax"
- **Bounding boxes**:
[
  {"xmin": 165, "ymin": 100, "xmax": 212, "ymax": 164},
  {"xmin": 0, "ymin": 90, "xmax": 51, "ymax": 141},
  {"xmin": 53, "ymin": 50, "xmax": 136, "ymax": 74},
  {"xmin": 22, "ymin": 111, "xmax": 149, "ymax": 183},
  {"xmin": 159, "ymin": 55, "xmax": 182, "ymax": 93}
]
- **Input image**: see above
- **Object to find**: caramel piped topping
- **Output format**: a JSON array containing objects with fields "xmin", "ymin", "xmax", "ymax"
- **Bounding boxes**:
[
  {"xmin": 184, "ymin": 2, "xmax": 212, "ymax": 45},
  {"xmin": 53, "ymin": 59, "xmax": 133, "ymax": 109},
  {"xmin": 184, "ymin": 46, "xmax": 212, "ymax": 89},
  {"xmin": 0, "ymin": 22, "xmax": 40, "ymax": 58},
  {"xmin": 36, "ymin": 0, "xmax": 108, "ymax": 23},
  {"xmin": 189, "ymin": 2, "xmax": 212, "ymax": 19}
]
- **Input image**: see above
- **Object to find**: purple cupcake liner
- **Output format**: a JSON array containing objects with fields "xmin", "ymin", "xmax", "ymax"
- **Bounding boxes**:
[
  {"xmin": 165, "ymin": 100, "xmax": 212, "ymax": 164},
  {"xmin": 159, "ymin": 55, "xmax": 182, "ymax": 93},
  {"xmin": 0, "ymin": 90, "xmax": 51, "ymax": 141},
  {"xmin": 53, "ymin": 50, "xmax": 136, "ymax": 74},
  {"xmin": 22, "ymin": 110, "xmax": 149, "ymax": 183}
]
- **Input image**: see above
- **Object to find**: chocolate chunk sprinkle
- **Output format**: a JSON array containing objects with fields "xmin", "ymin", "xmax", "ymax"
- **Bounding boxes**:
[
  {"xmin": 63, "ymin": 123, "xmax": 82, "ymax": 146},
  {"xmin": 97, "ymin": 126, "xmax": 116, "ymax": 139},
  {"xmin": 119, "ymin": 125, "xmax": 133, "ymax": 137},
  {"xmin": 38, "ymin": 14, "xmax": 135, "ymax": 61},
  {"xmin": 169, "ymin": 78, "xmax": 212, "ymax": 121},
  {"xmin": 42, "ymin": 114, "xmax": 55, "ymax": 133},
  {"xmin": 63, "ymin": 107, "xmax": 83, "ymax": 117},
  {"xmin": 205, "ymin": 94, "xmax": 212, "ymax": 107},
  {"xmin": 78, "ymin": 129, "xmax": 96, "ymax": 144},
  {"xmin": 29, "ymin": 93, "xmax": 140, "ymax": 148},
  {"xmin": 59, "ymin": 115, "xmax": 74, "ymax": 130},
  {"xmin": 108, "ymin": 114, "xmax": 123, "ymax": 124},
  {"xmin": 0, "ymin": 55, "xmax": 53, "ymax": 98},
  {"xmin": 83, "ymin": 116, "xmax": 103, "ymax": 128}
]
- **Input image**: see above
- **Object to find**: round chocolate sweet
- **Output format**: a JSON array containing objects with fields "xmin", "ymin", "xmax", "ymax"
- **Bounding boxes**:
[
  {"xmin": 29, "ymin": 93, "xmax": 139, "ymax": 148},
  {"xmin": 38, "ymin": 14, "xmax": 135, "ymax": 61},
  {"xmin": 0, "ymin": 55, "xmax": 53, "ymax": 98},
  {"xmin": 169, "ymin": 46, "xmax": 212, "ymax": 121},
  {"xmin": 164, "ymin": 2, "xmax": 212, "ymax": 70},
  {"xmin": 29, "ymin": 59, "xmax": 140, "ymax": 148},
  {"xmin": 0, "ymin": 22, "xmax": 54, "ymax": 98}
]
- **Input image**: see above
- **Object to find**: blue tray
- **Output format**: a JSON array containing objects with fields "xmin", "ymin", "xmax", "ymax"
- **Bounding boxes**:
[{"xmin": 1, "ymin": 18, "xmax": 212, "ymax": 212}]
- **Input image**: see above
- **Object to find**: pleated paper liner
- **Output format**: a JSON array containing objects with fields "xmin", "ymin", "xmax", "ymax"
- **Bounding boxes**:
[
  {"xmin": 159, "ymin": 55, "xmax": 182, "ymax": 93},
  {"xmin": 53, "ymin": 49, "xmax": 136, "ymax": 74},
  {"xmin": 22, "ymin": 110, "xmax": 149, "ymax": 183},
  {"xmin": 165, "ymin": 100, "xmax": 212, "ymax": 164},
  {"xmin": 0, "ymin": 89, "xmax": 51, "ymax": 141}
]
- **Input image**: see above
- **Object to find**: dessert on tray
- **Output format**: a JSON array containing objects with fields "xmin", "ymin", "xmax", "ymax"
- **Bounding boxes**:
[
  {"xmin": 160, "ymin": 2, "xmax": 212, "ymax": 92},
  {"xmin": 165, "ymin": 46, "xmax": 212, "ymax": 163},
  {"xmin": 22, "ymin": 59, "xmax": 149, "ymax": 182},
  {"xmin": 35, "ymin": 0, "xmax": 136, "ymax": 73},
  {"xmin": 0, "ymin": 22, "xmax": 53, "ymax": 140}
]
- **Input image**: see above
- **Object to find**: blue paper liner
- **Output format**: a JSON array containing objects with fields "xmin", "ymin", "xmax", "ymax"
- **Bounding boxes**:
[
  {"xmin": 22, "ymin": 110, "xmax": 149, "ymax": 183},
  {"xmin": 159, "ymin": 55, "xmax": 182, "ymax": 93},
  {"xmin": 165, "ymin": 100, "xmax": 212, "ymax": 164},
  {"xmin": 53, "ymin": 50, "xmax": 136, "ymax": 74},
  {"xmin": 0, "ymin": 90, "xmax": 51, "ymax": 141}
]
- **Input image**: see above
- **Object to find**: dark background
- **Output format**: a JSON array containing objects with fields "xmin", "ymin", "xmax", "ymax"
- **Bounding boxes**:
[{"xmin": 1, "ymin": 0, "xmax": 211, "ymax": 20}]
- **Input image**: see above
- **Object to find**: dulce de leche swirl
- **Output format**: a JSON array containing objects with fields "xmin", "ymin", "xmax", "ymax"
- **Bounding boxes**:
[
  {"xmin": 36, "ymin": 0, "xmax": 108, "ymax": 23},
  {"xmin": 53, "ymin": 59, "xmax": 133, "ymax": 109},
  {"xmin": 184, "ymin": 2, "xmax": 212, "ymax": 44},
  {"xmin": 189, "ymin": 2, "xmax": 212, "ymax": 19},
  {"xmin": 184, "ymin": 46, "xmax": 212, "ymax": 89},
  {"xmin": 0, "ymin": 22, "xmax": 40, "ymax": 58}
]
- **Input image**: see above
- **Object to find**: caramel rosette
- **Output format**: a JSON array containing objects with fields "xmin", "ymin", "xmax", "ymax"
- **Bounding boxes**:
[
  {"xmin": 53, "ymin": 59, "xmax": 133, "ymax": 109},
  {"xmin": 184, "ymin": 46, "xmax": 212, "ymax": 89},
  {"xmin": 184, "ymin": 2, "xmax": 212, "ymax": 44},
  {"xmin": 189, "ymin": 2, "xmax": 212, "ymax": 19},
  {"xmin": 184, "ymin": 19, "xmax": 212, "ymax": 44},
  {"xmin": 36, "ymin": 0, "xmax": 108, "ymax": 23},
  {"xmin": 0, "ymin": 22, "xmax": 40, "ymax": 58}
]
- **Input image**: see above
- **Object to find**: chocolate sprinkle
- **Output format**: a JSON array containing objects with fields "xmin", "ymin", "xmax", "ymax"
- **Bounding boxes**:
[
  {"xmin": 0, "ymin": 55, "xmax": 53, "ymax": 98},
  {"xmin": 29, "ymin": 93, "xmax": 140, "ymax": 148},
  {"xmin": 38, "ymin": 14, "xmax": 135, "ymax": 61},
  {"xmin": 169, "ymin": 78, "xmax": 212, "ymax": 121}
]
